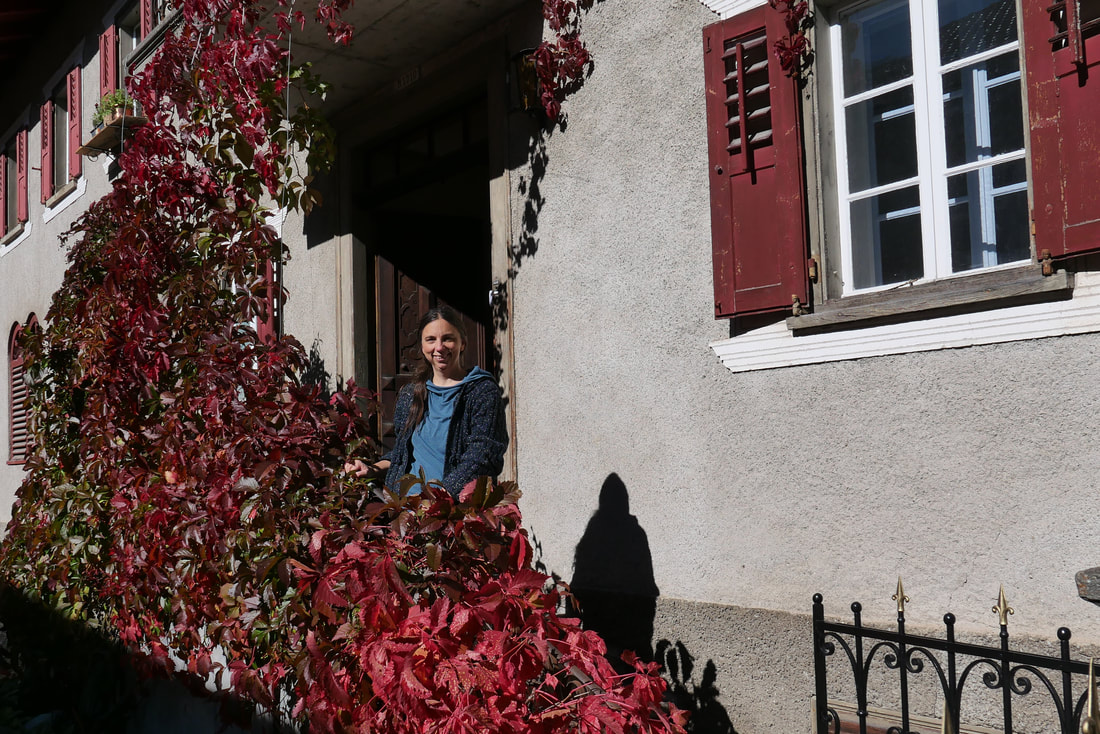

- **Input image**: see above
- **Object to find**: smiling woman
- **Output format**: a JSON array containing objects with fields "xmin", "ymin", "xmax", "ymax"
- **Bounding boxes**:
[{"xmin": 346, "ymin": 305, "xmax": 508, "ymax": 497}]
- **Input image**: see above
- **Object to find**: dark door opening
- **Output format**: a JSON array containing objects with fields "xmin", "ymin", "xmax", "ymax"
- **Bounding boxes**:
[{"xmin": 358, "ymin": 97, "xmax": 493, "ymax": 448}]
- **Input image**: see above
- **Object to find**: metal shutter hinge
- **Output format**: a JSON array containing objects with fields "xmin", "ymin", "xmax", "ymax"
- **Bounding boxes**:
[{"xmin": 1040, "ymin": 249, "xmax": 1054, "ymax": 276}]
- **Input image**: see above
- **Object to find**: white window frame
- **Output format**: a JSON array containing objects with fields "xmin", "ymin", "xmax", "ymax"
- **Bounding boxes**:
[{"xmin": 829, "ymin": 0, "xmax": 1028, "ymax": 296}]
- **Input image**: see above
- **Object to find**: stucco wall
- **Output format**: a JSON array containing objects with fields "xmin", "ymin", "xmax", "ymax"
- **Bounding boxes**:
[
  {"xmin": 0, "ymin": 54, "xmax": 116, "ymax": 524},
  {"xmin": 509, "ymin": 0, "xmax": 1100, "ymax": 716}
]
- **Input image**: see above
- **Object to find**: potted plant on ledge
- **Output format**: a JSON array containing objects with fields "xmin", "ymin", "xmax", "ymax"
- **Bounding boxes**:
[
  {"xmin": 91, "ymin": 89, "xmax": 137, "ymax": 131},
  {"xmin": 79, "ymin": 90, "xmax": 146, "ymax": 157}
]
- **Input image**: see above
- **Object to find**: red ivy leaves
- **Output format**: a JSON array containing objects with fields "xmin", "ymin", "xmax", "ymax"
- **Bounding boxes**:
[
  {"xmin": 769, "ymin": 0, "xmax": 814, "ymax": 77},
  {"xmin": 294, "ymin": 480, "xmax": 688, "ymax": 733},
  {"xmin": 0, "ymin": 1, "xmax": 684, "ymax": 731},
  {"xmin": 535, "ymin": 0, "xmax": 597, "ymax": 120}
]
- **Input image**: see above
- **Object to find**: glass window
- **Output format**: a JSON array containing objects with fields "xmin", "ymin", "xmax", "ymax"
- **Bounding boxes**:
[{"xmin": 831, "ymin": 0, "xmax": 1028, "ymax": 292}]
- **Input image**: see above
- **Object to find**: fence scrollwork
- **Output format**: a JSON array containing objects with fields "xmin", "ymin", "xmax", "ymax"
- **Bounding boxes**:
[{"xmin": 813, "ymin": 586, "xmax": 1097, "ymax": 734}]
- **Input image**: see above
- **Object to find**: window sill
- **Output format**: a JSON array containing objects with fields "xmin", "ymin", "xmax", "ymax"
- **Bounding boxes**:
[
  {"xmin": 44, "ymin": 180, "xmax": 78, "ymax": 210},
  {"xmin": 0, "ymin": 222, "xmax": 25, "ymax": 247},
  {"xmin": 710, "ymin": 270, "xmax": 1100, "ymax": 374},
  {"xmin": 0, "ymin": 220, "xmax": 31, "ymax": 256},
  {"xmin": 787, "ymin": 266, "xmax": 1073, "ymax": 334},
  {"xmin": 42, "ymin": 178, "xmax": 85, "ymax": 224}
]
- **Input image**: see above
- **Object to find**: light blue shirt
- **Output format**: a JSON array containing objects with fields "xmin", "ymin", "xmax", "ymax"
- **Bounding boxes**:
[{"xmin": 408, "ymin": 367, "xmax": 491, "ymax": 492}]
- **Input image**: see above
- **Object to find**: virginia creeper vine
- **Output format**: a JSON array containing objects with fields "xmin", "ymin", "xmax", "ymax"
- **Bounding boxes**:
[{"xmin": 0, "ymin": 1, "xmax": 685, "ymax": 731}]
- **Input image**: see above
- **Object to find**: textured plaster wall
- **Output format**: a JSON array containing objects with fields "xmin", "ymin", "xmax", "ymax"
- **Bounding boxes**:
[
  {"xmin": 0, "ymin": 59, "xmax": 116, "ymax": 525},
  {"xmin": 280, "ymin": 208, "xmax": 342, "ymax": 392},
  {"xmin": 510, "ymin": 0, "xmax": 1100, "ymax": 676}
]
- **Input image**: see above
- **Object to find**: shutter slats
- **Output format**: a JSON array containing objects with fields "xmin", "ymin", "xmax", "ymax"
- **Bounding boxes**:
[
  {"xmin": 704, "ymin": 5, "xmax": 808, "ymax": 319},
  {"xmin": 0, "ymin": 153, "xmax": 7, "ymax": 235},
  {"xmin": 68, "ymin": 67, "xmax": 81, "ymax": 180},
  {"xmin": 1023, "ymin": 0, "xmax": 1100, "ymax": 260},
  {"xmin": 16, "ymin": 130, "xmax": 27, "ymax": 222},
  {"xmin": 721, "ymin": 34, "xmax": 766, "ymax": 58},
  {"xmin": 40, "ymin": 101, "xmax": 52, "ymax": 203},
  {"xmin": 100, "ymin": 26, "xmax": 119, "ymax": 98},
  {"xmin": 140, "ymin": 0, "xmax": 153, "ymax": 38},
  {"xmin": 9, "ymin": 329, "xmax": 29, "ymax": 463}
]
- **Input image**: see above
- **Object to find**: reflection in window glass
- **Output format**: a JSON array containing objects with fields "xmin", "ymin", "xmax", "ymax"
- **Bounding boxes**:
[
  {"xmin": 938, "ymin": 0, "xmax": 1017, "ymax": 64},
  {"xmin": 850, "ymin": 186, "xmax": 924, "ymax": 289},
  {"xmin": 833, "ymin": 0, "xmax": 1029, "ymax": 292},
  {"xmin": 942, "ymin": 52, "xmax": 1022, "ymax": 167},
  {"xmin": 947, "ymin": 170, "xmax": 1028, "ymax": 272},
  {"xmin": 841, "ymin": 0, "xmax": 913, "ymax": 96},
  {"xmin": 846, "ymin": 85, "xmax": 918, "ymax": 192}
]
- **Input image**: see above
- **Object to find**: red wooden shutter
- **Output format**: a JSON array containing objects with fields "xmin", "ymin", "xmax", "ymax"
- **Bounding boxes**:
[
  {"xmin": 68, "ymin": 67, "xmax": 81, "ymax": 180},
  {"xmin": 1023, "ymin": 1, "xmax": 1100, "ymax": 260},
  {"xmin": 99, "ymin": 26, "xmax": 118, "ymax": 97},
  {"xmin": 256, "ymin": 259, "xmax": 279, "ymax": 344},
  {"xmin": 16, "ymin": 130, "xmax": 27, "ymax": 222},
  {"xmin": 140, "ymin": 0, "xmax": 153, "ymax": 39},
  {"xmin": 703, "ymin": 5, "xmax": 808, "ymax": 319},
  {"xmin": 0, "ymin": 152, "xmax": 7, "ymax": 235},
  {"xmin": 40, "ymin": 101, "xmax": 53, "ymax": 203},
  {"xmin": 8, "ymin": 323, "xmax": 28, "ymax": 464}
]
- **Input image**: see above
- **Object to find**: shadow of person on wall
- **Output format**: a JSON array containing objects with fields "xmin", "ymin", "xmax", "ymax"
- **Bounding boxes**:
[{"xmin": 570, "ymin": 473, "xmax": 659, "ymax": 672}]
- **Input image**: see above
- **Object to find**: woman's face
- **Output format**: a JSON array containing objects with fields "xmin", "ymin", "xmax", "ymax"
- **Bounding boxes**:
[{"xmin": 420, "ymin": 318, "xmax": 465, "ymax": 379}]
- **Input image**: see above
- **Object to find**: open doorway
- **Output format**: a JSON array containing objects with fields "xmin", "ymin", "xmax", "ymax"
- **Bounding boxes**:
[{"xmin": 356, "ymin": 96, "xmax": 494, "ymax": 449}]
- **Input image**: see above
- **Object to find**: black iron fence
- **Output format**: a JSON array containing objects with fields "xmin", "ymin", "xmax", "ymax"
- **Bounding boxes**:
[{"xmin": 813, "ymin": 586, "xmax": 1098, "ymax": 734}]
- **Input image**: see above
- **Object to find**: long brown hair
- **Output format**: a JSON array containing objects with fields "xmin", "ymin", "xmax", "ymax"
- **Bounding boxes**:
[{"xmin": 405, "ymin": 306, "xmax": 468, "ymax": 431}]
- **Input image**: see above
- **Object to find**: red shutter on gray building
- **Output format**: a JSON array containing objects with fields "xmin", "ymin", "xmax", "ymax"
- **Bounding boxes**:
[
  {"xmin": 40, "ymin": 102, "xmax": 52, "ymax": 203},
  {"xmin": 0, "ymin": 152, "xmax": 7, "ymax": 235},
  {"xmin": 1023, "ymin": 1, "xmax": 1100, "ymax": 260},
  {"xmin": 0, "ymin": 150, "xmax": 8, "ymax": 235},
  {"xmin": 140, "ymin": 0, "xmax": 153, "ymax": 39},
  {"xmin": 256, "ymin": 259, "xmax": 278, "ymax": 344},
  {"xmin": 16, "ymin": 130, "xmax": 27, "ymax": 222},
  {"xmin": 8, "ymin": 323, "xmax": 28, "ymax": 464},
  {"xmin": 68, "ymin": 67, "xmax": 82, "ymax": 180},
  {"xmin": 703, "ymin": 5, "xmax": 808, "ymax": 319},
  {"xmin": 100, "ymin": 26, "xmax": 118, "ymax": 98}
]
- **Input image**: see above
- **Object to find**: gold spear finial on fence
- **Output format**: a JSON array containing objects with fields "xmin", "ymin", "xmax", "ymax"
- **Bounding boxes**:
[
  {"xmin": 940, "ymin": 700, "xmax": 957, "ymax": 734},
  {"xmin": 992, "ymin": 585, "xmax": 1014, "ymax": 627},
  {"xmin": 1083, "ymin": 658, "xmax": 1100, "ymax": 734},
  {"xmin": 893, "ymin": 576, "xmax": 910, "ymax": 615}
]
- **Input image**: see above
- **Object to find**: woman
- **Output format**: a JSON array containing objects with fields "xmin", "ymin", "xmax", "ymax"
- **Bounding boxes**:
[{"xmin": 345, "ymin": 306, "xmax": 508, "ymax": 499}]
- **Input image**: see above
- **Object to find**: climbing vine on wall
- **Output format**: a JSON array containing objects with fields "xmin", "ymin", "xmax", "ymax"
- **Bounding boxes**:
[
  {"xmin": 770, "ymin": 0, "xmax": 814, "ymax": 77},
  {"xmin": 536, "ymin": 0, "xmax": 598, "ymax": 120},
  {"xmin": 0, "ymin": 0, "xmax": 685, "ymax": 731}
]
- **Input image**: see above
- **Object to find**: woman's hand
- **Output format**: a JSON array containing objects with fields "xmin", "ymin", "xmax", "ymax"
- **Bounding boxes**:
[{"xmin": 344, "ymin": 459, "xmax": 390, "ymax": 477}]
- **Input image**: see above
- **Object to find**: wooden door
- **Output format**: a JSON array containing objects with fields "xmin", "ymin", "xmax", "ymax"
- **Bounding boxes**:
[{"xmin": 375, "ymin": 254, "xmax": 488, "ymax": 449}]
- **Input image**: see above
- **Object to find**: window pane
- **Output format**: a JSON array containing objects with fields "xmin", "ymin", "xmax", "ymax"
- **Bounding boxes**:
[
  {"xmin": 850, "ymin": 185, "xmax": 924, "ymax": 289},
  {"xmin": 841, "ymin": 0, "xmax": 913, "ymax": 96},
  {"xmin": 4, "ymin": 152, "xmax": 14, "ymax": 231},
  {"xmin": 947, "ymin": 168, "xmax": 1028, "ymax": 272},
  {"xmin": 52, "ymin": 92, "xmax": 67, "ymax": 187},
  {"xmin": 845, "ymin": 86, "xmax": 918, "ymax": 192},
  {"xmin": 942, "ymin": 52, "xmax": 1022, "ymax": 168},
  {"xmin": 991, "ymin": 158, "xmax": 1025, "ymax": 188},
  {"xmin": 938, "ymin": 0, "xmax": 1017, "ymax": 65}
]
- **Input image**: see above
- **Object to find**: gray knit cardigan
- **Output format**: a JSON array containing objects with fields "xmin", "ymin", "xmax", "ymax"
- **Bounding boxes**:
[{"xmin": 381, "ymin": 376, "xmax": 508, "ymax": 498}]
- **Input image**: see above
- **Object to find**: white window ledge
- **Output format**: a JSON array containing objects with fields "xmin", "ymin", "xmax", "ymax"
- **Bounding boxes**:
[
  {"xmin": 42, "ymin": 177, "xmax": 86, "ymax": 225},
  {"xmin": 710, "ymin": 271, "xmax": 1100, "ymax": 373},
  {"xmin": 0, "ymin": 221, "xmax": 32, "ymax": 257},
  {"xmin": 698, "ymin": 0, "xmax": 767, "ymax": 19}
]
